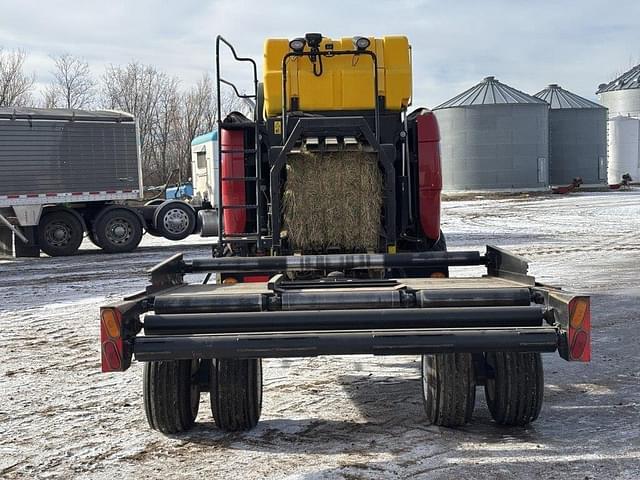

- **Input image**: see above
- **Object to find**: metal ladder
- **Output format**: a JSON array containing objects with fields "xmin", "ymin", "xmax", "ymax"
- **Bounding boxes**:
[{"xmin": 215, "ymin": 36, "xmax": 264, "ymax": 250}]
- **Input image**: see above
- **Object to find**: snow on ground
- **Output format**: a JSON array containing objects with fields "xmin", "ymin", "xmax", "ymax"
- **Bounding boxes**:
[{"xmin": 1, "ymin": 191, "xmax": 640, "ymax": 479}]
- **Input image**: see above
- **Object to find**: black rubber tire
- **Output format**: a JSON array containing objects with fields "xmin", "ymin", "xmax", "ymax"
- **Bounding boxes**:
[
  {"xmin": 94, "ymin": 208, "xmax": 143, "ymax": 253},
  {"xmin": 210, "ymin": 358, "xmax": 262, "ymax": 432},
  {"xmin": 37, "ymin": 210, "xmax": 83, "ymax": 257},
  {"xmin": 143, "ymin": 360, "xmax": 201, "ymax": 434},
  {"xmin": 155, "ymin": 202, "xmax": 196, "ymax": 241},
  {"xmin": 422, "ymin": 353, "xmax": 476, "ymax": 427},
  {"xmin": 87, "ymin": 230, "xmax": 101, "ymax": 248},
  {"xmin": 484, "ymin": 352, "xmax": 544, "ymax": 426}
]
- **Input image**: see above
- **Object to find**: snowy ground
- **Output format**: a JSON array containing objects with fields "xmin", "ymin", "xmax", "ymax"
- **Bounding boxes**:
[{"xmin": 1, "ymin": 191, "xmax": 639, "ymax": 479}]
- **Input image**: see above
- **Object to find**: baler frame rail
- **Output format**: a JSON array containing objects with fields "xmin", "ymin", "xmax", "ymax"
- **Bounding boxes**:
[{"xmin": 102, "ymin": 245, "xmax": 590, "ymax": 372}]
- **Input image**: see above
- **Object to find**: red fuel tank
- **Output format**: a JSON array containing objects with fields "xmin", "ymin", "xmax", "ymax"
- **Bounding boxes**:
[
  {"xmin": 220, "ymin": 128, "xmax": 246, "ymax": 235},
  {"xmin": 416, "ymin": 111, "xmax": 442, "ymax": 241}
]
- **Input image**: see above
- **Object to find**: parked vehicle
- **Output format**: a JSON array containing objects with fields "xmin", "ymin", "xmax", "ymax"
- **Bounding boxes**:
[{"xmin": 0, "ymin": 108, "xmax": 203, "ymax": 256}]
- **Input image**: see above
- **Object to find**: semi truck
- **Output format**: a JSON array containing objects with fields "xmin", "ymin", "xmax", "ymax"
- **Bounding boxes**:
[
  {"xmin": 100, "ymin": 34, "xmax": 591, "ymax": 433},
  {"xmin": 0, "ymin": 107, "xmax": 211, "ymax": 257}
]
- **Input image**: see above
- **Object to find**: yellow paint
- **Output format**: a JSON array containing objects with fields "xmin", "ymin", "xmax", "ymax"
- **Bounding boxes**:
[
  {"xmin": 387, "ymin": 244, "xmax": 397, "ymax": 254},
  {"xmin": 263, "ymin": 36, "xmax": 411, "ymax": 116}
]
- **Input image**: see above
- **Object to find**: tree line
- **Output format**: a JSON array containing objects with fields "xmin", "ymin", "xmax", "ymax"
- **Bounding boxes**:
[{"xmin": 0, "ymin": 48, "xmax": 245, "ymax": 186}]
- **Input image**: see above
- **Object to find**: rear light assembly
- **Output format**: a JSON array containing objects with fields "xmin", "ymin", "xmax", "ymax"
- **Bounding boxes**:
[
  {"xmin": 100, "ymin": 307, "xmax": 131, "ymax": 372},
  {"xmin": 567, "ymin": 296, "xmax": 591, "ymax": 362}
]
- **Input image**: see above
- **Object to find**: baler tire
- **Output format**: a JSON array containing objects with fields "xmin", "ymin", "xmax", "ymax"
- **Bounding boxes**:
[
  {"xmin": 484, "ymin": 352, "xmax": 544, "ymax": 426},
  {"xmin": 210, "ymin": 358, "xmax": 262, "ymax": 432},
  {"xmin": 422, "ymin": 353, "xmax": 476, "ymax": 427},
  {"xmin": 143, "ymin": 360, "xmax": 201, "ymax": 434}
]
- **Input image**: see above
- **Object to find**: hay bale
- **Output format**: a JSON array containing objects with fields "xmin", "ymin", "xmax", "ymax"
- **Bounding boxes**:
[{"xmin": 283, "ymin": 151, "xmax": 382, "ymax": 251}]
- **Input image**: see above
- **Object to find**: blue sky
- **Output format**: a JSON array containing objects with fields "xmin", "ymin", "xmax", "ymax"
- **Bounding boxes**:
[{"xmin": 1, "ymin": 0, "xmax": 639, "ymax": 107}]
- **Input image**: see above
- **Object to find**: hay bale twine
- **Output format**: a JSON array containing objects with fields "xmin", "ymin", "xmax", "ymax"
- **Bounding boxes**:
[{"xmin": 283, "ymin": 151, "xmax": 382, "ymax": 251}]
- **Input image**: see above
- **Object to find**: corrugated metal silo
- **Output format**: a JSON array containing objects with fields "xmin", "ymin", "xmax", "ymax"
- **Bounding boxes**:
[
  {"xmin": 607, "ymin": 115, "xmax": 640, "ymax": 184},
  {"xmin": 534, "ymin": 84, "xmax": 607, "ymax": 186},
  {"xmin": 597, "ymin": 64, "xmax": 640, "ymax": 117},
  {"xmin": 434, "ymin": 76, "xmax": 549, "ymax": 191}
]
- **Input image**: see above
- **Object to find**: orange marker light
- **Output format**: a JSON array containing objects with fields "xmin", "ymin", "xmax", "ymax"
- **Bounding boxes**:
[{"xmin": 101, "ymin": 309, "xmax": 120, "ymax": 339}]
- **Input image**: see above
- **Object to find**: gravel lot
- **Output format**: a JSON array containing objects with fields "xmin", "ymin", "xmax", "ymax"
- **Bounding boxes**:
[{"xmin": 1, "ymin": 191, "xmax": 639, "ymax": 479}]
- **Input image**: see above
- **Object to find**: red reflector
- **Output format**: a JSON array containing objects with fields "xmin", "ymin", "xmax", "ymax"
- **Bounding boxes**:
[
  {"xmin": 570, "ymin": 330, "xmax": 589, "ymax": 360},
  {"xmin": 102, "ymin": 341, "xmax": 122, "ymax": 372}
]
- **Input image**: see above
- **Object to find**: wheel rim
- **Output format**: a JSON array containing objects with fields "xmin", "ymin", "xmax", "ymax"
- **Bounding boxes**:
[
  {"xmin": 163, "ymin": 208, "xmax": 190, "ymax": 235},
  {"xmin": 105, "ymin": 217, "xmax": 133, "ymax": 245},
  {"xmin": 44, "ymin": 221, "xmax": 72, "ymax": 247}
]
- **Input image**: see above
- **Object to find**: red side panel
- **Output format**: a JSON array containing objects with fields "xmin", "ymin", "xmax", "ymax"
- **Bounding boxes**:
[
  {"xmin": 221, "ymin": 128, "xmax": 246, "ymax": 235},
  {"xmin": 416, "ymin": 111, "xmax": 442, "ymax": 241}
]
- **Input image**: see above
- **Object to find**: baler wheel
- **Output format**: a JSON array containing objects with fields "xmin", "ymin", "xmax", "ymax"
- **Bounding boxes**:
[
  {"xmin": 210, "ymin": 358, "xmax": 262, "ymax": 432},
  {"xmin": 484, "ymin": 352, "xmax": 544, "ymax": 426},
  {"xmin": 143, "ymin": 359, "xmax": 201, "ymax": 433},
  {"xmin": 422, "ymin": 353, "xmax": 476, "ymax": 427}
]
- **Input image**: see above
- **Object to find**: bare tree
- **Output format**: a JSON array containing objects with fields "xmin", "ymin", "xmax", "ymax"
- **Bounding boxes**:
[
  {"xmin": 44, "ymin": 53, "xmax": 95, "ymax": 109},
  {"xmin": 0, "ymin": 48, "xmax": 34, "ymax": 107},
  {"xmin": 175, "ymin": 73, "xmax": 217, "ymax": 178},
  {"xmin": 102, "ymin": 62, "xmax": 184, "ymax": 185}
]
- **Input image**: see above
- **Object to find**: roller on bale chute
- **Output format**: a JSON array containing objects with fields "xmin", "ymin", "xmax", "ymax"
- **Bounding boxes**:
[{"xmin": 100, "ymin": 33, "xmax": 591, "ymax": 434}]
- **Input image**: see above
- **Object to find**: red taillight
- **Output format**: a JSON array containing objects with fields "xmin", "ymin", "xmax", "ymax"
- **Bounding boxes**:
[
  {"xmin": 100, "ymin": 307, "xmax": 125, "ymax": 372},
  {"xmin": 568, "ymin": 297, "xmax": 591, "ymax": 362},
  {"xmin": 102, "ymin": 340, "xmax": 122, "ymax": 371}
]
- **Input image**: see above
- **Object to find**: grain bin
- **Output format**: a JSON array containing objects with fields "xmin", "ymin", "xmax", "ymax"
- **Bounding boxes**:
[
  {"xmin": 434, "ymin": 76, "xmax": 549, "ymax": 191},
  {"xmin": 534, "ymin": 84, "xmax": 607, "ymax": 186},
  {"xmin": 597, "ymin": 64, "xmax": 640, "ymax": 118},
  {"xmin": 607, "ymin": 115, "xmax": 640, "ymax": 184}
]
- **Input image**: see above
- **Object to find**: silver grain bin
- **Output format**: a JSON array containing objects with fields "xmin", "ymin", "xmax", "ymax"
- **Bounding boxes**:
[
  {"xmin": 434, "ymin": 76, "xmax": 549, "ymax": 191},
  {"xmin": 534, "ymin": 84, "xmax": 607, "ymax": 186},
  {"xmin": 607, "ymin": 115, "xmax": 640, "ymax": 184},
  {"xmin": 597, "ymin": 64, "xmax": 640, "ymax": 118}
]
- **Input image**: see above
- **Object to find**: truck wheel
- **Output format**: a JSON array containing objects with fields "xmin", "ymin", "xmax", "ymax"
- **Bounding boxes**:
[
  {"xmin": 95, "ymin": 208, "xmax": 143, "ymax": 253},
  {"xmin": 422, "ymin": 353, "xmax": 476, "ymax": 427},
  {"xmin": 143, "ymin": 360, "xmax": 201, "ymax": 434},
  {"xmin": 210, "ymin": 358, "xmax": 262, "ymax": 431},
  {"xmin": 37, "ymin": 210, "xmax": 83, "ymax": 256},
  {"xmin": 155, "ymin": 202, "xmax": 196, "ymax": 241},
  {"xmin": 484, "ymin": 352, "xmax": 544, "ymax": 426}
]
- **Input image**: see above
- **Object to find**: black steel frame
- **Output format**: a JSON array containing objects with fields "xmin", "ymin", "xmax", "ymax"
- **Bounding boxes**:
[{"xmin": 215, "ymin": 35, "xmax": 263, "ymax": 250}]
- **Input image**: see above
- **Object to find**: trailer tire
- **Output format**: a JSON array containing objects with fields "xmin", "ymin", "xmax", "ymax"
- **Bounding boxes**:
[
  {"xmin": 37, "ymin": 210, "xmax": 84, "ymax": 256},
  {"xmin": 154, "ymin": 201, "xmax": 196, "ymax": 241},
  {"xmin": 210, "ymin": 358, "xmax": 262, "ymax": 431},
  {"xmin": 484, "ymin": 352, "xmax": 544, "ymax": 426},
  {"xmin": 143, "ymin": 360, "xmax": 200, "ymax": 434},
  {"xmin": 94, "ymin": 208, "xmax": 143, "ymax": 253},
  {"xmin": 422, "ymin": 353, "xmax": 476, "ymax": 427}
]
